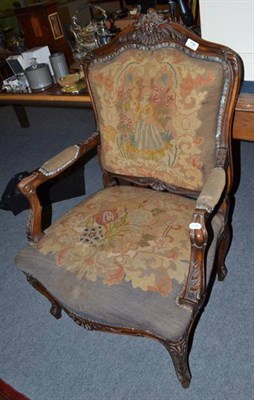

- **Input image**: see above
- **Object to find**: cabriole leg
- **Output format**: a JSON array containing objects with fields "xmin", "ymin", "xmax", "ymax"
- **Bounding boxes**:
[
  {"xmin": 25, "ymin": 273, "xmax": 62, "ymax": 319},
  {"xmin": 162, "ymin": 337, "xmax": 191, "ymax": 388}
]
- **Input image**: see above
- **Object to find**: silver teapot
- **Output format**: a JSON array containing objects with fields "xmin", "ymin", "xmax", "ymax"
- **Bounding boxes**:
[{"xmin": 71, "ymin": 3, "xmax": 113, "ymax": 61}]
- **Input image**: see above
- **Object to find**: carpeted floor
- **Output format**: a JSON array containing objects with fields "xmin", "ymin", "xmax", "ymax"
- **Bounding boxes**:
[{"xmin": 0, "ymin": 105, "xmax": 253, "ymax": 400}]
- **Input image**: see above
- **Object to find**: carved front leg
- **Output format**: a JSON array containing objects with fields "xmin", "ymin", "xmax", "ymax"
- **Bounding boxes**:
[{"xmin": 162, "ymin": 337, "xmax": 191, "ymax": 388}]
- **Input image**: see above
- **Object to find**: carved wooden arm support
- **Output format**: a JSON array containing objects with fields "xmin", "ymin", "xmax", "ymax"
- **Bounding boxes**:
[
  {"xmin": 17, "ymin": 131, "xmax": 100, "ymax": 243},
  {"xmin": 178, "ymin": 167, "xmax": 226, "ymax": 309}
]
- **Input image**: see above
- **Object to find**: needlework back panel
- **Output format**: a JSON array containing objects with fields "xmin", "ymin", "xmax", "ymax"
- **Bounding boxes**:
[{"xmin": 88, "ymin": 47, "xmax": 224, "ymax": 191}]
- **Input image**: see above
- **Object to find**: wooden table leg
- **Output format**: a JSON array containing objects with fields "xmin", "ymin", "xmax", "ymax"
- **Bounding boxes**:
[{"xmin": 13, "ymin": 105, "xmax": 30, "ymax": 128}]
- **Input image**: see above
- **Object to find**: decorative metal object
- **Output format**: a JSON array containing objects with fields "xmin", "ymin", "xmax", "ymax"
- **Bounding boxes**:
[
  {"xmin": 71, "ymin": 2, "xmax": 114, "ymax": 61},
  {"xmin": 1, "ymin": 73, "xmax": 30, "ymax": 93}
]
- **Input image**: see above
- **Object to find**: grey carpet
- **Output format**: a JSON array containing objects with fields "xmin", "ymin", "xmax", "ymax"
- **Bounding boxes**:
[{"xmin": 0, "ymin": 105, "xmax": 253, "ymax": 400}]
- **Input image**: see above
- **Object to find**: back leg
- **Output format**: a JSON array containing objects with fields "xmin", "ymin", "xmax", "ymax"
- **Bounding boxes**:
[{"xmin": 216, "ymin": 223, "xmax": 231, "ymax": 281}]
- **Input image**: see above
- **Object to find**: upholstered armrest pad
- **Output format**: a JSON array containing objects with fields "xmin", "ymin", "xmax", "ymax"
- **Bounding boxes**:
[
  {"xmin": 39, "ymin": 145, "xmax": 80, "ymax": 177},
  {"xmin": 196, "ymin": 167, "xmax": 226, "ymax": 212}
]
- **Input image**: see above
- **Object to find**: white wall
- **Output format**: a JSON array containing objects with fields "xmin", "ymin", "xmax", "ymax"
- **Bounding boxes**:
[{"xmin": 199, "ymin": 0, "xmax": 254, "ymax": 81}]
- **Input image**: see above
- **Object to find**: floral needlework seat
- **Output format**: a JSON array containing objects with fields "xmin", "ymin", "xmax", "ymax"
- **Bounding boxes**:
[{"xmin": 15, "ymin": 10, "xmax": 242, "ymax": 390}]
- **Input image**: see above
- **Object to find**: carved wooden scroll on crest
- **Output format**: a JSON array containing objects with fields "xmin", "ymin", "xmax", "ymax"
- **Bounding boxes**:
[{"xmin": 119, "ymin": 8, "xmax": 186, "ymax": 46}]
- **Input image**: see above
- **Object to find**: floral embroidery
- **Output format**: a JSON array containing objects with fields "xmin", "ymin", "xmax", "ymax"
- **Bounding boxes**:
[
  {"xmin": 94, "ymin": 209, "xmax": 118, "ymax": 225},
  {"xmin": 38, "ymin": 186, "xmax": 195, "ymax": 298},
  {"xmin": 89, "ymin": 48, "xmax": 221, "ymax": 190}
]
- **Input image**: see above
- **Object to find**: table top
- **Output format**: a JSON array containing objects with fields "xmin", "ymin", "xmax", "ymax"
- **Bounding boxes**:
[
  {"xmin": 0, "ymin": 83, "xmax": 91, "ymax": 106},
  {"xmin": 235, "ymin": 93, "xmax": 254, "ymax": 113}
]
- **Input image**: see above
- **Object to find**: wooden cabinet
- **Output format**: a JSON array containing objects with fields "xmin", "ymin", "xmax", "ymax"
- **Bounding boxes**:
[{"xmin": 15, "ymin": 1, "xmax": 73, "ymax": 64}]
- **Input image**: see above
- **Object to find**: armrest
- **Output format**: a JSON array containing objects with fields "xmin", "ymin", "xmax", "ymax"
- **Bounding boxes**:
[
  {"xmin": 39, "ymin": 145, "xmax": 80, "ymax": 177},
  {"xmin": 18, "ymin": 131, "xmax": 100, "ymax": 243},
  {"xmin": 196, "ymin": 167, "xmax": 226, "ymax": 213},
  {"xmin": 178, "ymin": 167, "xmax": 226, "ymax": 309}
]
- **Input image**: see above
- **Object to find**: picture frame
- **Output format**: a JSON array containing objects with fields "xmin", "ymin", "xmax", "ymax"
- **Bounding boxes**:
[{"xmin": 48, "ymin": 12, "xmax": 64, "ymax": 40}]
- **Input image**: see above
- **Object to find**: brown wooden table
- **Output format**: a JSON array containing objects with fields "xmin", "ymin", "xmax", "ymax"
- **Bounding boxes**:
[
  {"xmin": 233, "ymin": 93, "xmax": 254, "ymax": 141},
  {"xmin": 0, "ymin": 84, "xmax": 91, "ymax": 128},
  {"xmin": 0, "ymin": 85, "xmax": 253, "ymax": 141}
]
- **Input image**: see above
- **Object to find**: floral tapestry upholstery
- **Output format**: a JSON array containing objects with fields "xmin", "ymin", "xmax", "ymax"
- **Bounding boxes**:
[
  {"xmin": 88, "ymin": 48, "xmax": 225, "ymax": 191},
  {"xmin": 16, "ymin": 185, "xmax": 223, "ymax": 338},
  {"xmin": 37, "ymin": 186, "xmax": 195, "ymax": 298}
]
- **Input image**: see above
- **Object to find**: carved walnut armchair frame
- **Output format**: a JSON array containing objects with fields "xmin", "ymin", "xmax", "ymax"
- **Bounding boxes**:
[{"xmin": 17, "ymin": 10, "xmax": 242, "ymax": 389}]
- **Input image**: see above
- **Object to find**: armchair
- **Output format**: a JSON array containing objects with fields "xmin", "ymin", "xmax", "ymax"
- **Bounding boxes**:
[{"xmin": 15, "ymin": 10, "xmax": 242, "ymax": 389}]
